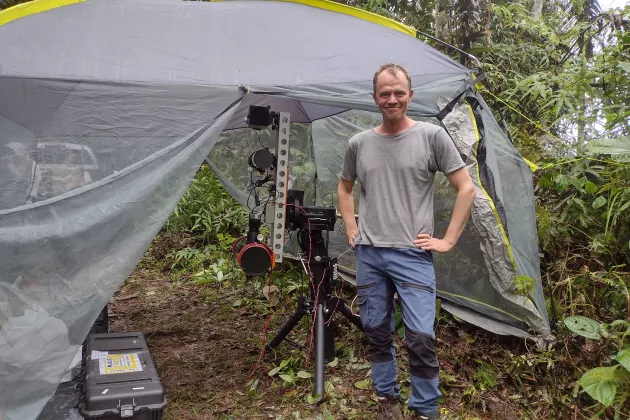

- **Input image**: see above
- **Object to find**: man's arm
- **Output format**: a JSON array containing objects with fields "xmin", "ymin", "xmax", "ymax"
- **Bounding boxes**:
[
  {"xmin": 414, "ymin": 167, "xmax": 476, "ymax": 252},
  {"xmin": 337, "ymin": 178, "xmax": 358, "ymax": 247}
]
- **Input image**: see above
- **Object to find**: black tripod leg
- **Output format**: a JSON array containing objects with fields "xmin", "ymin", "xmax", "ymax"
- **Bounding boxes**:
[
  {"xmin": 266, "ymin": 297, "xmax": 306, "ymax": 351},
  {"xmin": 314, "ymin": 302, "xmax": 325, "ymax": 399},
  {"xmin": 335, "ymin": 298, "xmax": 363, "ymax": 331}
]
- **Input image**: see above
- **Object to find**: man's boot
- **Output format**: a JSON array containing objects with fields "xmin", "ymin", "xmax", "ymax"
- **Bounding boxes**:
[
  {"xmin": 409, "ymin": 409, "xmax": 440, "ymax": 420},
  {"xmin": 375, "ymin": 396, "xmax": 404, "ymax": 420}
]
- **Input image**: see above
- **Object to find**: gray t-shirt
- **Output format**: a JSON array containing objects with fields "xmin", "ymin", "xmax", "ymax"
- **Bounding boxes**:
[{"xmin": 340, "ymin": 121, "xmax": 465, "ymax": 248}]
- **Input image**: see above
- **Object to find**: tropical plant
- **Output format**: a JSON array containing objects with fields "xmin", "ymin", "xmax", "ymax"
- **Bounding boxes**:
[
  {"xmin": 565, "ymin": 314, "xmax": 630, "ymax": 411},
  {"xmin": 165, "ymin": 164, "xmax": 248, "ymax": 242}
]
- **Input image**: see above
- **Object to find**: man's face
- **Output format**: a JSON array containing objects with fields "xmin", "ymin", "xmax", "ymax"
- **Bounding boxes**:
[{"xmin": 372, "ymin": 70, "xmax": 414, "ymax": 123}]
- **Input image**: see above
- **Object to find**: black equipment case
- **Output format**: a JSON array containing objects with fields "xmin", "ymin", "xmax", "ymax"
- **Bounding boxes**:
[{"xmin": 80, "ymin": 332, "xmax": 167, "ymax": 419}]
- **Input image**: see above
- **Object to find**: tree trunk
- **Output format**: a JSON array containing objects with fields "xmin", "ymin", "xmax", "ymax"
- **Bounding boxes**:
[
  {"xmin": 531, "ymin": 0, "xmax": 544, "ymax": 17},
  {"xmin": 577, "ymin": 92, "xmax": 586, "ymax": 145},
  {"xmin": 434, "ymin": 0, "xmax": 443, "ymax": 39}
]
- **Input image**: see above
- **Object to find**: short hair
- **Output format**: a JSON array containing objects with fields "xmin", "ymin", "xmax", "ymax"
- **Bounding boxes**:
[{"xmin": 373, "ymin": 63, "xmax": 412, "ymax": 92}]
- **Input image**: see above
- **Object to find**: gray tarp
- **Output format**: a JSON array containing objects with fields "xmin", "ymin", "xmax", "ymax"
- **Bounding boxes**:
[{"xmin": 0, "ymin": 1, "xmax": 550, "ymax": 418}]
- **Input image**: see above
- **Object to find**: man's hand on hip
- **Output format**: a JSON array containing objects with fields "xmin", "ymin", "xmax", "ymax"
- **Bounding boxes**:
[
  {"xmin": 413, "ymin": 233, "xmax": 454, "ymax": 253},
  {"xmin": 347, "ymin": 229, "xmax": 357, "ymax": 248}
]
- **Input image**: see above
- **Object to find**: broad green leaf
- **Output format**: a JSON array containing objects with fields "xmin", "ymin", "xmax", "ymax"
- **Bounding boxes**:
[
  {"xmin": 232, "ymin": 299, "xmax": 242, "ymax": 307},
  {"xmin": 587, "ymin": 137, "xmax": 630, "ymax": 163},
  {"xmin": 585, "ymin": 181, "xmax": 598, "ymax": 195},
  {"xmin": 268, "ymin": 366, "xmax": 282, "ymax": 376},
  {"xmin": 619, "ymin": 62, "xmax": 630, "ymax": 73},
  {"xmin": 615, "ymin": 348, "xmax": 630, "ymax": 373},
  {"xmin": 564, "ymin": 316, "xmax": 601, "ymax": 340},
  {"xmin": 326, "ymin": 358, "xmax": 338, "ymax": 367},
  {"xmin": 593, "ymin": 196, "xmax": 607, "ymax": 209},
  {"xmin": 279, "ymin": 374, "xmax": 295, "ymax": 384},
  {"xmin": 354, "ymin": 378, "xmax": 371, "ymax": 390},
  {"xmin": 579, "ymin": 366, "xmax": 619, "ymax": 407},
  {"xmin": 297, "ymin": 370, "xmax": 313, "ymax": 379}
]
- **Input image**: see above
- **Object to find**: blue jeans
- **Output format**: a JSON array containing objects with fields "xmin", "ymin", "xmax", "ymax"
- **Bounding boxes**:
[{"xmin": 355, "ymin": 245, "xmax": 441, "ymax": 414}]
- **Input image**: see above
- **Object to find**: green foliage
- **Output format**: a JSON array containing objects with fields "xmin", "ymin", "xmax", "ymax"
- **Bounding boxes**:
[
  {"xmin": 192, "ymin": 257, "xmax": 242, "ymax": 285},
  {"xmin": 565, "ymin": 315, "xmax": 630, "ymax": 408},
  {"xmin": 170, "ymin": 247, "xmax": 204, "ymax": 270},
  {"xmin": 515, "ymin": 275, "xmax": 535, "ymax": 297},
  {"xmin": 268, "ymin": 356, "xmax": 315, "ymax": 387},
  {"xmin": 165, "ymin": 164, "xmax": 248, "ymax": 242},
  {"xmin": 470, "ymin": 2, "xmax": 630, "ymax": 160},
  {"xmin": 564, "ymin": 315, "xmax": 602, "ymax": 340},
  {"xmin": 473, "ymin": 362, "xmax": 498, "ymax": 391},
  {"xmin": 588, "ymin": 137, "xmax": 630, "ymax": 163},
  {"xmin": 208, "ymin": 124, "xmax": 318, "ymax": 206},
  {"xmin": 535, "ymin": 160, "xmax": 630, "ymax": 268},
  {"xmin": 579, "ymin": 365, "xmax": 625, "ymax": 408}
]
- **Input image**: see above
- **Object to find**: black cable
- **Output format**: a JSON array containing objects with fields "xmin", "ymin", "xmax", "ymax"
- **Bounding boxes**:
[
  {"xmin": 321, "ymin": 191, "xmax": 335, "ymax": 207},
  {"xmin": 253, "ymin": 129, "xmax": 266, "ymax": 149},
  {"xmin": 247, "ymin": 187, "xmax": 255, "ymax": 211}
]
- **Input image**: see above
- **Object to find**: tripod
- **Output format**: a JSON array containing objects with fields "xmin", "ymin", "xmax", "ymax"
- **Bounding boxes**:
[{"xmin": 265, "ymin": 228, "xmax": 363, "ymax": 399}]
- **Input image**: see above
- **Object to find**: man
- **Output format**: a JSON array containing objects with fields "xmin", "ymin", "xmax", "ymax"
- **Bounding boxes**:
[{"xmin": 337, "ymin": 64, "xmax": 476, "ymax": 419}]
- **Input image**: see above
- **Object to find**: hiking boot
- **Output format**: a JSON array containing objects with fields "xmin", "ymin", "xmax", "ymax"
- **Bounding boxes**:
[
  {"xmin": 408, "ymin": 409, "xmax": 440, "ymax": 420},
  {"xmin": 376, "ymin": 396, "xmax": 404, "ymax": 420}
]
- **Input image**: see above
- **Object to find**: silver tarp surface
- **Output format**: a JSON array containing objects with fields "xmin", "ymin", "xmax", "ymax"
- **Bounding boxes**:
[
  {"xmin": 0, "ymin": 79, "xmax": 240, "ymax": 419},
  {"xmin": 0, "ymin": 0, "xmax": 549, "ymax": 418}
]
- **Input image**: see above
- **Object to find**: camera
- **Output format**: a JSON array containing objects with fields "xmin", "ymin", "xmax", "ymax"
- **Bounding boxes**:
[{"xmin": 246, "ymin": 105, "xmax": 278, "ymax": 130}]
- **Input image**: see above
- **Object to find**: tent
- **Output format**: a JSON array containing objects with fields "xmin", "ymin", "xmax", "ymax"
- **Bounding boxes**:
[{"xmin": 0, "ymin": 0, "xmax": 552, "ymax": 418}]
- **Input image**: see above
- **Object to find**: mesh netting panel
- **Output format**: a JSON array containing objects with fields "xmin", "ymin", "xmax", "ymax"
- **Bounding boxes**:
[
  {"xmin": 208, "ymin": 123, "xmax": 317, "ymax": 209},
  {"xmin": 0, "ymin": 77, "xmax": 240, "ymax": 420},
  {"xmin": 479, "ymin": 106, "xmax": 549, "ymax": 327},
  {"xmin": 0, "ymin": 78, "xmax": 239, "ymax": 210}
]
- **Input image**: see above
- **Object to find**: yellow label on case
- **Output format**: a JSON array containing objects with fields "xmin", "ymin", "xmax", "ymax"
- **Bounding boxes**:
[{"xmin": 99, "ymin": 353, "xmax": 143, "ymax": 375}]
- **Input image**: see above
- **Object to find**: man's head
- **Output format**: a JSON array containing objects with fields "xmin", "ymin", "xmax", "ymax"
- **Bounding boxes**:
[{"xmin": 372, "ymin": 64, "xmax": 413, "ymax": 123}]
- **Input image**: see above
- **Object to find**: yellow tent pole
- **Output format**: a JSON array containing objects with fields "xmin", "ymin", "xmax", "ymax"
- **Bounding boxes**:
[
  {"xmin": 273, "ymin": 0, "xmax": 417, "ymax": 37},
  {"xmin": 0, "ymin": 0, "xmax": 84, "ymax": 26}
]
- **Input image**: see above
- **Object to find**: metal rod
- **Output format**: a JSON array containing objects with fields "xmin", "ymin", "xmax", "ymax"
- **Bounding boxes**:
[
  {"xmin": 415, "ymin": 30, "xmax": 482, "ymax": 72},
  {"xmin": 314, "ymin": 302, "xmax": 325, "ymax": 398}
]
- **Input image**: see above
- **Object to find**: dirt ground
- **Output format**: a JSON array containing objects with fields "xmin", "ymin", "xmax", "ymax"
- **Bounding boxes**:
[{"xmin": 109, "ymin": 249, "xmax": 530, "ymax": 420}]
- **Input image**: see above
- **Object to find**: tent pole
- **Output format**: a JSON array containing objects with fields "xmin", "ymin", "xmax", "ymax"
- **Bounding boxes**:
[{"xmin": 415, "ymin": 30, "xmax": 482, "ymax": 73}]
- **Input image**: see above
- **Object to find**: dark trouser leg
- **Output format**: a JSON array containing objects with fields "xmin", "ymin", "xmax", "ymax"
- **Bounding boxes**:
[
  {"xmin": 405, "ymin": 328, "xmax": 440, "ymax": 412},
  {"xmin": 384, "ymin": 248, "xmax": 441, "ymax": 414},
  {"xmin": 354, "ymin": 245, "xmax": 399, "ymax": 399}
]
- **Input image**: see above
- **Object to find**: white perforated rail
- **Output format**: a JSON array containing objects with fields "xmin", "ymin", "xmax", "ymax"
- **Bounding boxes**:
[{"xmin": 271, "ymin": 112, "xmax": 291, "ymax": 262}]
